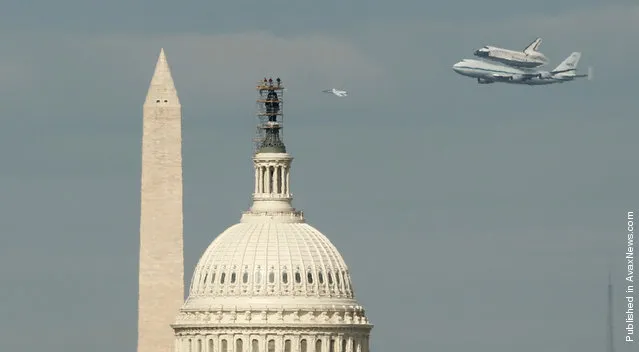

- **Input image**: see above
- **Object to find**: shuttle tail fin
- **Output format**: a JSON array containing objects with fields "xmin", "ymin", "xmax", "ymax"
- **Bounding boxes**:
[
  {"xmin": 552, "ymin": 52, "xmax": 581, "ymax": 74},
  {"xmin": 523, "ymin": 37, "xmax": 542, "ymax": 53}
]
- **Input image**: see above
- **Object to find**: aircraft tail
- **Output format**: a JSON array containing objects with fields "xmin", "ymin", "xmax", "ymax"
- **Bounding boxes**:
[
  {"xmin": 552, "ymin": 52, "xmax": 581, "ymax": 74},
  {"xmin": 523, "ymin": 37, "xmax": 542, "ymax": 53}
]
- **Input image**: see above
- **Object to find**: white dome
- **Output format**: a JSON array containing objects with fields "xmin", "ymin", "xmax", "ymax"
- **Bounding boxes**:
[
  {"xmin": 173, "ymin": 101, "xmax": 371, "ymax": 352},
  {"xmin": 183, "ymin": 221, "xmax": 358, "ymax": 310}
]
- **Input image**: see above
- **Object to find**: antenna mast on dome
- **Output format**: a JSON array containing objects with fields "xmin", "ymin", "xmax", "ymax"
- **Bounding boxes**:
[{"xmin": 254, "ymin": 77, "xmax": 286, "ymax": 154}]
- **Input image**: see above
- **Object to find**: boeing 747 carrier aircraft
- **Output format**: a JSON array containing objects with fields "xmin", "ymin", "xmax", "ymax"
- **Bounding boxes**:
[{"xmin": 452, "ymin": 52, "xmax": 591, "ymax": 85}]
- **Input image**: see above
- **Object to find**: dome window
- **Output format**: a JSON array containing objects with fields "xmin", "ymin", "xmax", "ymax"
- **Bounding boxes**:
[
  {"xmin": 327, "ymin": 272, "xmax": 334, "ymax": 285},
  {"xmin": 268, "ymin": 340, "xmax": 275, "ymax": 352},
  {"xmin": 211, "ymin": 273, "xmax": 216, "ymax": 283},
  {"xmin": 318, "ymin": 271, "xmax": 324, "ymax": 284},
  {"xmin": 269, "ymin": 272, "xmax": 275, "ymax": 283},
  {"xmin": 307, "ymin": 272, "xmax": 314, "ymax": 284},
  {"xmin": 255, "ymin": 271, "xmax": 262, "ymax": 284},
  {"xmin": 300, "ymin": 340, "xmax": 307, "ymax": 352},
  {"xmin": 220, "ymin": 272, "xmax": 226, "ymax": 284},
  {"xmin": 295, "ymin": 272, "xmax": 301, "ymax": 283},
  {"xmin": 231, "ymin": 272, "xmax": 236, "ymax": 283},
  {"xmin": 285, "ymin": 340, "xmax": 291, "ymax": 352},
  {"xmin": 282, "ymin": 272, "xmax": 288, "ymax": 283},
  {"xmin": 243, "ymin": 272, "xmax": 249, "ymax": 283},
  {"xmin": 315, "ymin": 340, "xmax": 322, "ymax": 352},
  {"xmin": 252, "ymin": 340, "xmax": 259, "ymax": 352}
]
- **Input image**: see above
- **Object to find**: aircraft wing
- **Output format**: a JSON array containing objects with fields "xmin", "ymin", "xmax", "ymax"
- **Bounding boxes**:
[
  {"xmin": 489, "ymin": 73, "xmax": 537, "ymax": 81},
  {"xmin": 490, "ymin": 73, "xmax": 514, "ymax": 80}
]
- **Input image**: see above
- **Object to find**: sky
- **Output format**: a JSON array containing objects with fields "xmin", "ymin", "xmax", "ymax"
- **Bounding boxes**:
[{"xmin": 0, "ymin": 0, "xmax": 637, "ymax": 351}]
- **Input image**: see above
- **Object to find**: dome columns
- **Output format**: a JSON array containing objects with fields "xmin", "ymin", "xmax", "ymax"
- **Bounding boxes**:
[
  {"xmin": 250, "ymin": 152, "xmax": 294, "ymax": 213},
  {"xmin": 255, "ymin": 162, "xmax": 290, "ymax": 196},
  {"xmin": 174, "ymin": 330, "xmax": 370, "ymax": 352}
]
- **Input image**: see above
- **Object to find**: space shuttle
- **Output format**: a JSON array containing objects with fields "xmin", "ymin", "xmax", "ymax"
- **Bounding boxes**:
[{"xmin": 473, "ymin": 37, "xmax": 549, "ymax": 68}]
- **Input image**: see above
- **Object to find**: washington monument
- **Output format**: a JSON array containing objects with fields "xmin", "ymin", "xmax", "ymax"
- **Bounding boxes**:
[{"xmin": 137, "ymin": 48, "xmax": 184, "ymax": 352}]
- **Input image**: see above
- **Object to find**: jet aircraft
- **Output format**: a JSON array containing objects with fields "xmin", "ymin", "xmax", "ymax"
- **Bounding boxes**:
[
  {"xmin": 322, "ymin": 88, "xmax": 348, "ymax": 97},
  {"xmin": 452, "ymin": 52, "xmax": 591, "ymax": 85},
  {"xmin": 473, "ymin": 37, "xmax": 549, "ymax": 68}
]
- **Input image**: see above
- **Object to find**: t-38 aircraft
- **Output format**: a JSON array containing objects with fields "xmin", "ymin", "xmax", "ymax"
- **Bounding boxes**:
[{"xmin": 322, "ymin": 88, "xmax": 348, "ymax": 97}]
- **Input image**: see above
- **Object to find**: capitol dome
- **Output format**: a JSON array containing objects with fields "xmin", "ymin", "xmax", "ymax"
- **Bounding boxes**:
[
  {"xmin": 184, "ymin": 221, "xmax": 357, "ymax": 310},
  {"xmin": 172, "ymin": 79, "xmax": 371, "ymax": 352}
]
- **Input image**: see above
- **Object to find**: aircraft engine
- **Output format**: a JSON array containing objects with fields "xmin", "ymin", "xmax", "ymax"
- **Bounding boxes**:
[
  {"xmin": 477, "ymin": 78, "xmax": 493, "ymax": 84},
  {"xmin": 537, "ymin": 71, "xmax": 552, "ymax": 79},
  {"xmin": 509, "ymin": 74, "xmax": 526, "ymax": 81}
]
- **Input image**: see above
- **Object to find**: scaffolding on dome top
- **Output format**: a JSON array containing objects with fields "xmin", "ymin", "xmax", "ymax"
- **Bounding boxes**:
[{"xmin": 253, "ymin": 77, "xmax": 286, "ymax": 154}]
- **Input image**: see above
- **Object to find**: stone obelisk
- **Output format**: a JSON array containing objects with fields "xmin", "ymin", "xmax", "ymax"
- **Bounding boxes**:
[{"xmin": 138, "ymin": 48, "xmax": 184, "ymax": 352}]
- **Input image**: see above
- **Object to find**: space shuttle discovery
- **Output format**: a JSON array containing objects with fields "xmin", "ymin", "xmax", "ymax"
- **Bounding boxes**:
[{"xmin": 474, "ymin": 37, "xmax": 549, "ymax": 68}]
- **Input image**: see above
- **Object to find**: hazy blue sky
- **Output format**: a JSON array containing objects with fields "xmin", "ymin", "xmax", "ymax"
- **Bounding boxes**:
[{"xmin": 0, "ymin": 1, "xmax": 637, "ymax": 351}]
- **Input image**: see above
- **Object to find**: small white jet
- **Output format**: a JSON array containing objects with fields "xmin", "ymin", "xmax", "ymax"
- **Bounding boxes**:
[
  {"xmin": 322, "ymin": 88, "xmax": 348, "ymax": 97},
  {"xmin": 473, "ymin": 37, "xmax": 549, "ymax": 68},
  {"xmin": 452, "ymin": 52, "xmax": 592, "ymax": 85}
]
